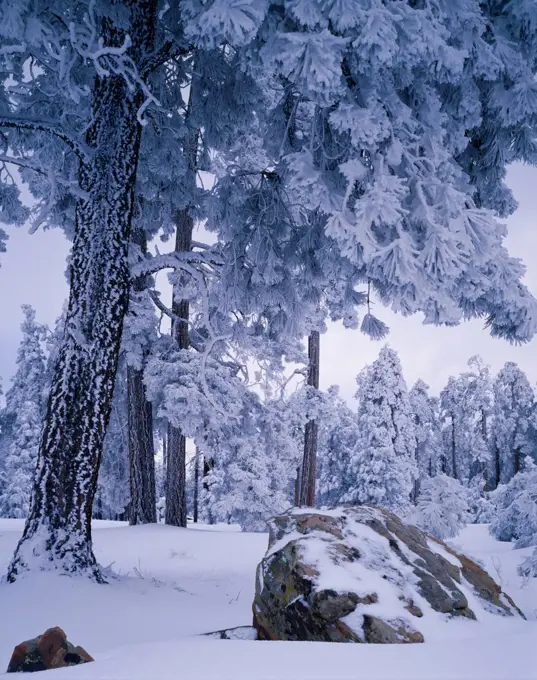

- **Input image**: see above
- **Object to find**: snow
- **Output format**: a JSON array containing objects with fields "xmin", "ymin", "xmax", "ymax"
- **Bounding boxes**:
[{"xmin": 0, "ymin": 520, "xmax": 536, "ymax": 679}]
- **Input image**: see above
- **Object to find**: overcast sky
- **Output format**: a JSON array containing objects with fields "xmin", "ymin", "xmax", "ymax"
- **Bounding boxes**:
[{"xmin": 1, "ymin": 163, "xmax": 537, "ymax": 402}]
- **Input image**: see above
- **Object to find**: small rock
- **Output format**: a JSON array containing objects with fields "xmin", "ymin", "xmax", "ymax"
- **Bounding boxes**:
[{"xmin": 7, "ymin": 627, "xmax": 93, "ymax": 673}]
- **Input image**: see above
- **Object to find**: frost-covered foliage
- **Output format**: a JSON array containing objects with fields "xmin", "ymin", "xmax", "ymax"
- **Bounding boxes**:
[
  {"xmin": 342, "ymin": 346, "xmax": 417, "ymax": 513},
  {"xmin": 439, "ymin": 357, "xmax": 493, "ymax": 486},
  {"xmin": 466, "ymin": 474, "xmax": 494, "ymax": 524},
  {"xmin": 0, "ymin": 307, "xmax": 47, "ymax": 518},
  {"xmin": 216, "ymin": 0, "xmax": 537, "ymax": 344},
  {"xmin": 490, "ymin": 363, "xmax": 535, "ymax": 487},
  {"xmin": 413, "ymin": 474, "xmax": 470, "ymax": 540},
  {"xmin": 489, "ymin": 458, "xmax": 537, "ymax": 549},
  {"xmin": 145, "ymin": 346, "xmax": 298, "ymax": 530},
  {"xmin": 317, "ymin": 385, "xmax": 360, "ymax": 507}
]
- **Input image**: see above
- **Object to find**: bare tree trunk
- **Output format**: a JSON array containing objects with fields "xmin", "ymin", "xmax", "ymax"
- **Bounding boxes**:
[
  {"xmin": 128, "ymin": 229, "xmax": 156, "ymax": 525},
  {"xmin": 451, "ymin": 416, "xmax": 457, "ymax": 480},
  {"xmin": 294, "ymin": 466, "xmax": 301, "ymax": 506},
  {"xmin": 203, "ymin": 456, "xmax": 214, "ymax": 524},
  {"xmin": 494, "ymin": 446, "xmax": 501, "ymax": 489},
  {"xmin": 128, "ymin": 365, "xmax": 156, "ymax": 524},
  {"xmin": 165, "ymin": 208, "xmax": 192, "ymax": 528},
  {"xmin": 514, "ymin": 447, "xmax": 521, "ymax": 475},
  {"xmin": 7, "ymin": 0, "xmax": 157, "ymax": 582},
  {"xmin": 164, "ymin": 78, "xmax": 199, "ymax": 528},
  {"xmin": 298, "ymin": 331, "xmax": 320, "ymax": 507},
  {"xmin": 193, "ymin": 447, "xmax": 200, "ymax": 523}
]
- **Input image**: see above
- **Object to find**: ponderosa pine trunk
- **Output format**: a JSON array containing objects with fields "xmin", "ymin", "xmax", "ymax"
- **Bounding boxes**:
[
  {"xmin": 298, "ymin": 331, "xmax": 320, "ymax": 507},
  {"xmin": 193, "ymin": 447, "xmax": 200, "ymax": 523},
  {"xmin": 164, "ymin": 84, "xmax": 198, "ymax": 528},
  {"xmin": 7, "ymin": 0, "xmax": 157, "ymax": 582},
  {"xmin": 128, "ymin": 228, "xmax": 156, "ymax": 525},
  {"xmin": 128, "ymin": 366, "xmax": 156, "ymax": 524},
  {"xmin": 165, "ymin": 208, "xmax": 192, "ymax": 528}
]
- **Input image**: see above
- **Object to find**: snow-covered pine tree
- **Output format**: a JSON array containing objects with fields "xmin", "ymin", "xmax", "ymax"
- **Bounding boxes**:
[
  {"xmin": 124, "ymin": 231, "xmax": 158, "ymax": 526},
  {"xmin": 0, "ymin": 306, "xmax": 47, "ymax": 518},
  {"xmin": 145, "ymin": 347, "xmax": 298, "ymax": 531},
  {"xmin": 489, "ymin": 457, "xmax": 537, "ymax": 549},
  {"xmin": 409, "ymin": 379, "xmax": 441, "ymax": 498},
  {"xmin": 413, "ymin": 474, "xmax": 470, "ymax": 540},
  {"xmin": 316, "ymin": 385, "xmax": 360, "ymax": 508},
  {"xmin": 490, "ymin": 363, "xmax": 535, "ymax": 489},
  {"xmin": 2, "ymin": 0, "xmax": 162, "ymax": 581},
  {"xmin": 463, "ymin": 356, "xmax": 493, "ymax": 487},
  {"xmin": 342, "ymin": 346, "xmax": 417, "ymax": 513}
]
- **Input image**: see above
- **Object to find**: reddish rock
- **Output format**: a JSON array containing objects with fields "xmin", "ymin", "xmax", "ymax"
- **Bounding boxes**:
[{"xmin": 7, "ymin": 627, "xmax": 94, "ymax": 673}]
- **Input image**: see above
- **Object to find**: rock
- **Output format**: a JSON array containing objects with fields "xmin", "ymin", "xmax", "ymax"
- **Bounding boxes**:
[
  {"xmin": 7, "ymin": 627, "xmax": 94, "ymax": 673},
  {"xmin": 253, "ymin": 506, "xmax": 524, "ymax": 643}
]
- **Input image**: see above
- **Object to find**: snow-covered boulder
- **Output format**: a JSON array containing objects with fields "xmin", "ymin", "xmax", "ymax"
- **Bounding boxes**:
[{"xmin": 253, "ymin": 506, "xmax": 524, "ymax": 643}]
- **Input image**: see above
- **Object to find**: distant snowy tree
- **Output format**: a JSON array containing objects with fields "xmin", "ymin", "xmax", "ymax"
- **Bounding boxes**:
[
  {"xmin": 0, "ymin": 306, "xmax": 47, "ymax": 518},
  {"xmin": 519, "ymin": 549, "xmax": 537, "ymax": 579},
  {"xmin": 464, "ymin": 356, "xmax": 493, "ymax": 486},
  {"xmin": 409, "ymin": 380, "xmax": 441, "ymax": 497},
  {"xmin": 490, "ymin": 363, "xmax": 535, "ymax": 488},
  {"xmin": 413, "ymin": 474, "xmax": 470, "ymax": 540},
  {"xmin": 440, "ymin": 376, "xmax": 471, "ymax": 482},
  {"xmin": 489, "ymin": 457, "xmax": 537, "ymax": 549},
  {"xmin": 342, "ymin": 346, "xmax": 417, "ymax": 513},
  {"xmin": 439, "ymin": 357, "xmax": 493, "ymax": 487},
  {"xmin": 145, "ymin": 346, "xmax": 298, "ymax": 531},
  {"xmin": 203, "ymin": 395, "xmax": 296, "ymax": 531},
  {"xmin": 317, "ymin": 386, "xmax": 360, "ymax": 508}
]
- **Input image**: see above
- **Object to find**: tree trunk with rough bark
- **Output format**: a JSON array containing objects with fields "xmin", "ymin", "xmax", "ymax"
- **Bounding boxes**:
[
  {"xmin": 451, "ymin": 416, "xmax": 457, "ymax": 480},
  {"xmin": 128, "ymin": 228, "xmax": 156, "ymax": 525},
  {"xmin": 128, "ymin": 365, "xmax": 156, "ymax": 524},
  {"xmin": 298, "ymin": 331, "xmax": 320, "ymax": 507},
  {"xmin": 165, "ymin": 208, "xmax": 192, "ymax": 528},
  {"xmin": 7, "ymin": 0, "xmax": 157, "ymax": 582},
  {"xmin": 203, "ymin": 456, "xmax": 215, "ymax": 524},
  {"xmin": 494, "ymin": 446, "xmax": 501, "ymax": 489},
  {"xmin": 193, "ymin": 447, "xmax": 200, "ymax": 523}
]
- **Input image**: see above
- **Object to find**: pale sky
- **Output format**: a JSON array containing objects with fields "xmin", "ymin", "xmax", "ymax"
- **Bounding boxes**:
[{"xmin": 1, "ymin": 163, "xmax": 536, "ymax": 402}]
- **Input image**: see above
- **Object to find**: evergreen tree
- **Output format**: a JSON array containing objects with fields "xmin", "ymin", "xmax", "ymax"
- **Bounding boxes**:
[
  {"xmin": 0, "ymin": 306, "xmax": 47, "ymax": 518},
  {"xmin": 464, "ymin": 356, "xmax": 493, "ymax": 486},
  {"xmin": 409, "ymin": 379, "xmax": 441, "ymax": 497},
  {"xmin": 316, "ymin": 386, "xmax": 360, "ymax": 508},
  {"xmin": 439, "ymin": 357, "xmax": 493, "ymax": 486},
  {"xmin": 3, "ymin": 0, "xmax": 162, "ymax": 581},
  {"xmin": 489, "ymin": 457, "xmax": 537, "ymax": 549},
  {"xmin": 413, "ymin": 474, "xmax": 470, "ymax": 540},
  {"xmin": 440, "ymin": 376, "xmax": 470, "ymax": 481},
  {"xmin": 342, "ymin": 346, "xmax": 417, "ymax": 513},
  {"xmin": 490, "ymin": 363, "xmax": 535, "ymax": 488}
]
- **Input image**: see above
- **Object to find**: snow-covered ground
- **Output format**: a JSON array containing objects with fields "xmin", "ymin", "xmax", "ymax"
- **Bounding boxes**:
[{"xmin": 0, "ymin": 519, "xmax": 535, "ymax": 679}]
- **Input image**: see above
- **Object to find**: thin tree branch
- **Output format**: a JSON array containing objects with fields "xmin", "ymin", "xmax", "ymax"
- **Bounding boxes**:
[{"xmin": 0, "ymin": 115, "xmax": 90, "ymax": 158}]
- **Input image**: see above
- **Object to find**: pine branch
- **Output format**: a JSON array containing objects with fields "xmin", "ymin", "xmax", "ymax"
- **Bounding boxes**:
[
  {"xmin": 132, "ymin": 251, "xmax": 223, "ymax": 278},
  {"xmin": 0, "ymin": 116, "xmax": 90, "ymax": 158}
]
